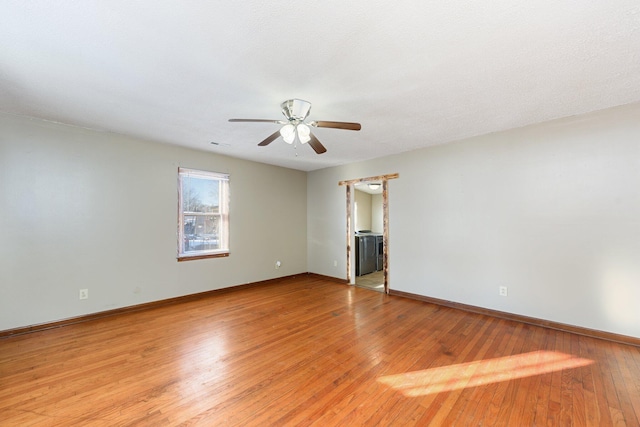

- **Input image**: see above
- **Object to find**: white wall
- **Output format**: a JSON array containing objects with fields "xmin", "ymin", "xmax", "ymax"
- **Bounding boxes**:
[
  {"xmin": 0, "ymin": 114, "xmax": 307, "ymax": 331},
  {"xmin": 307, "ymin": 103, "xmax": 640, "ymax": 338}
]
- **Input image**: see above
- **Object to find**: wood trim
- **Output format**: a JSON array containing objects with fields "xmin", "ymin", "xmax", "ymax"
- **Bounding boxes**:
[
  {"xmin": 345, "ymin": 185, "xmax": 353, "ymax": 284},
  {"xmin": 4, "ymin": 274, "xmax": 638, "ymax": 348},
  {"xmin": 389, "ymin": 289, "xmax": 640, "ymax": 347},
  {"xmin": 338, "ymin": 173, "xmax": 399, "ymax": 187},
  {"xmin": 0, "ymin": 274, "xmax": 304, "ymax": 339},
  {"xmin": 382, "ymin": 180, "xmax": 389, "ymax": 294},
  {"xmin": 177, "ymin": 252, "xmax": 230, "ymax": 262}
]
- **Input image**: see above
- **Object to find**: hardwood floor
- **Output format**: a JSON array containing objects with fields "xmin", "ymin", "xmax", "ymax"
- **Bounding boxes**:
[{"xmin": 1, "ymin": 275, "xmax": 639, "ymax": 426}]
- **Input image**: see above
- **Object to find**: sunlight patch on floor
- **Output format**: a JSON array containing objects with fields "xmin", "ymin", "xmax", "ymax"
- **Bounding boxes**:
[{"xmin": 377, "ymin": 351, "xmax": 593, "ymax": 397}]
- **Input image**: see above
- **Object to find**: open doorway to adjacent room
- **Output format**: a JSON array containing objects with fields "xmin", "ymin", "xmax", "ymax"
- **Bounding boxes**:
[
  {"xmin": 339, "ymin": 173, "xmax": 398, "ymax": 294},
  {"xmin": 353, "ymin": 182, "xmax": 384, "ymax": 292}
]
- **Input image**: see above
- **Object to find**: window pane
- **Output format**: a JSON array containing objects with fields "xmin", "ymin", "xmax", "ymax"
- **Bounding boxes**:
[{"xmin": 181, "ymin": 176, "xmax": 219, "ymax": 213}]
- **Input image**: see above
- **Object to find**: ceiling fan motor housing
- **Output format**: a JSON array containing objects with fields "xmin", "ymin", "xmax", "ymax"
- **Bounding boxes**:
[{"xmin": 281, "ymin": 99, "xmax": 311, "ymax": 122}]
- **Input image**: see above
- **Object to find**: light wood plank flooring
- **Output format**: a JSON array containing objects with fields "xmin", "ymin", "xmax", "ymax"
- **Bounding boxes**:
[{"xmin": 1, "ymin": 275, "xmax": 639, "ymax": 426}]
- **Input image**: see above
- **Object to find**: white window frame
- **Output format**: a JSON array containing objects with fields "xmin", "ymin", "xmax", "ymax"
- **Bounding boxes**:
[{"xmin": 177, "ymin": 168, "xmax": 229, "ymax": 261}]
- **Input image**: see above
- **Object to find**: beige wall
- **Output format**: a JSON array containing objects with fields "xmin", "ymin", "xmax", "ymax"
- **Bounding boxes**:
[
  {"xmin": 371, "ymin": 193, "xmax": 383, "ymax": 233},
  {"xmin": 0, "ymin": 114, "xmax": 307, "ymax": 330},
  {"xmin": 308, "ymin": 103, "xmax": 640, "ymax": 338},
  {"xmin": 354, "ymin": 190, "xmax": 383, "ymax": 233},
  {"xmin": 354, "ymin": 189, "xmax": 372, "ymax": 231}
]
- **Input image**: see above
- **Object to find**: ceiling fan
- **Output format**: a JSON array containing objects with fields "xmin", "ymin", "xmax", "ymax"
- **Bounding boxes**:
[{"xmin": 229, "ymin": 99, "xmax": 361, "ymax": 154}]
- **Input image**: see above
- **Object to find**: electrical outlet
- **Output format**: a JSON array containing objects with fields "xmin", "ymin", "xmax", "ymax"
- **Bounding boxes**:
[
  {"xmin": 275, "ymin": 261, "xmax": 281, "ymax": 269},
  {"xmin": 333, "ymin": 260, "xmax": 338, "ymax": 267},
  {"xmin": 79, "ymin": 289, "xmax": 89, "ymax": 300},
  {"xmin": 499, "ymin": 286, "xmax": 508, "ymax": 297}
]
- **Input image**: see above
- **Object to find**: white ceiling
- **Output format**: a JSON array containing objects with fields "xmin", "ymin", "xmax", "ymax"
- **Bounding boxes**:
[
  {"xmin": 355, "ymin": 182, "xmax": 382, "ymax": 195},
  {"xmin": 2, "ymin": 1, "xmax": 639, "ymax": 171}
]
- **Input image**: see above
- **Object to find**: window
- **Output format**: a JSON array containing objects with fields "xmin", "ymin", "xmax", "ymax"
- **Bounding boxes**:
[{"xmin": 178, "ymin": 168, "xmax": 229, "ymax": 260}]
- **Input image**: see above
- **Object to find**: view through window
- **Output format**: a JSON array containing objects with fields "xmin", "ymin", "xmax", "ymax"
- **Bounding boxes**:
[{"xmin": 178, "ymin": 168, "xmax": 229, "ymax": 260}]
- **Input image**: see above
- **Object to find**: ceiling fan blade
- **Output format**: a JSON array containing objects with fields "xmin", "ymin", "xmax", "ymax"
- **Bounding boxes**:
[
  {"xmin": 229, "ymin": 119, "xmax": 286, "ymax": 124},
  {"xmin": 308, "ymin": 133, "xmax": 327, "ymax": 154},
  {"xmin": 258, "ymin": 130, "xmax": 282, "ymax": 146},
  {"xmin": 310, "ymin": 121, "xmax": 361, "ymax": 131}
]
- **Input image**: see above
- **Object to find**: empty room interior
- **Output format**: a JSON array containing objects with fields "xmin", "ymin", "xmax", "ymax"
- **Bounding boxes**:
[{"xmin": 1, "ymin": 2, "xmax": 640, "ymax": 426}]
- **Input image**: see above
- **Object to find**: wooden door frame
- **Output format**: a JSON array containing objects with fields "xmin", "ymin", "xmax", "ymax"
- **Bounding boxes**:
[{"xmin": 339, "ymin": 173, "xmax": 399, "ymax": 294}]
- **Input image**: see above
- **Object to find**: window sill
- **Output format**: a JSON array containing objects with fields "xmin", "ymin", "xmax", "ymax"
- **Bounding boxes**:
[{"xmin": 177, "ymin": 252, "xmax": 229, "ymax": 262}]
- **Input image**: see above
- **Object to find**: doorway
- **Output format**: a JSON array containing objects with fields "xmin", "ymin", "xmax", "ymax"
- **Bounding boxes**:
[
  {"xmin": 354, "ymin": 182, "xmax": 384, "ymax": 292},
  {"xmin": 339, "ymin": 173, "xmax": 399, "ymax": 294}
]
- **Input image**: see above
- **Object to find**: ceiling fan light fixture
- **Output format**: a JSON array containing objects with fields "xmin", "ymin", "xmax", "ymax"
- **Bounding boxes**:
[
  {"xmin": 229, "ymin": 99, "xmax": 360, "ymax": 155},
  {"xmin": 280, "ymin": 124, "xmax": 296, "ymax": 144},
  {"xmin": 297, "ymin": 123, "xmax": 311, "ymax": 144}
]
